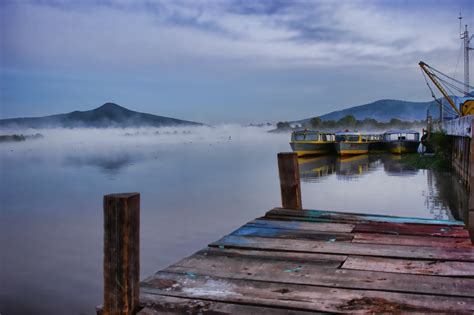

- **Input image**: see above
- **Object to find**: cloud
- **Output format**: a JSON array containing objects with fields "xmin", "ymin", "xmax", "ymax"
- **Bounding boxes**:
[
  {"xmin": 1, "ymin": 0, "xmax": 472, "ymax": 122},
  {"xmin": 2, "ymin": 0, "xmax": 470, "ymax": 73}
]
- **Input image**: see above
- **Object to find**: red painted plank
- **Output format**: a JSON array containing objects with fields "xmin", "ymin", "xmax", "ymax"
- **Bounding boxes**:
[
  {"xmin": 353, "ymin": 222, "xmax": 469, "ymax": 238},
  {"xmin": 353, "ymin": 233, "xmax": 472, "ymax": 248}
]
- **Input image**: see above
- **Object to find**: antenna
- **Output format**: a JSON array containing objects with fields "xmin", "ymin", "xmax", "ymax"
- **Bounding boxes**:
[{"xmin": 459, "ymin": 13, "xmax": 472, "ymax": 95}]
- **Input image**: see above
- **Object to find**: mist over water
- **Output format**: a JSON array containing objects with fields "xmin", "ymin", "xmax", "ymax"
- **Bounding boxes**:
[{"xmin": 0, "ymin": 126, "xmax": 466, "ymax": 315}]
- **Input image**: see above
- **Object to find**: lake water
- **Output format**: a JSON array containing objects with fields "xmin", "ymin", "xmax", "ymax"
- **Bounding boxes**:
[{"xmin": 0, "ymin": 126, "xmax": 467, "ymax": 315}]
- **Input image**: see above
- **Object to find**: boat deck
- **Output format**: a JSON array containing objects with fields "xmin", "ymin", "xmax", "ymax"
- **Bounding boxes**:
[{"xmin": 138, "ymin": 208, "xmax": 474, "ymax": 314}]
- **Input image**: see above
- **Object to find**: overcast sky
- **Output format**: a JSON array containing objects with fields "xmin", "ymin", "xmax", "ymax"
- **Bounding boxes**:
[{"xmin": 1, "ymin": 0, "xmax": 473, "ymax": 123}]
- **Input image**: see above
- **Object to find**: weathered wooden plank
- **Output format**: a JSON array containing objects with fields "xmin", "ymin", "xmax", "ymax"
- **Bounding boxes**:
[
  {"xmin": 165, "ymin": 249, "xmax": 474, "ymax": 297},
  {"xmin": 342, "ymin": 256, "xmax": 474, "ymax": 276},
  {"xmin": 266, "ymin": 208, "xmax": 465, "ymax": 226},
  {"xmin": 210, "ymin": 235, "xmax": 474, "ymax": 261},
  {"xmin": 249, "ymin": 219, "xmax": 355, "ymax": 233},
  {"xmin": 231, "ymin": 225, "xmax": 354, "ymax": 242},
  {"xmin": 139, "ymin": 294, "xmax": 318, "ymax": 314},
  {"xmin": 353, "ymin": 222, "xmax": 469, "ymax": 238},
  {"xmin": 353, "ymin": 232, "xmax": 472, "ymax": 248},
  {"xmin": 141, "ymin": 272, "xmax": 474, "ymax": 314},
  {"xmin": 197, "ymin": 247, "xmax": 347, "ymax": 263}
]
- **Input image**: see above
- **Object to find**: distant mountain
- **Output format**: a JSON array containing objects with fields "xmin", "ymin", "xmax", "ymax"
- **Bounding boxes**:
[
  {"xmin": 0, "ymin": 103, "xmax": 203, "ymax": 128},
  {"xmin": 296, "ymin": 99, "xmax": 446, "ymax": 124}
]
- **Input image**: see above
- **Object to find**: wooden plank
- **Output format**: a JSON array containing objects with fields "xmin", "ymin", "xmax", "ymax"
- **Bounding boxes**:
[
  {"xmin": 353, "ymin": 232, "xmax": 472, "ymax": 248},
  {"xmin": 266, "ymin": 208, "xmax": 465, "ymax": 226},
  {"xmin": 196, "ymin": 247, "xmax": 347, "ymax": 263},
  {"xmin": 139, "ymin": 294, "xmax": 318, "ymax": 314},
  {"xmin": 141, "ymin": 272, "xmax": 474, "ymax": 314},
  {"xmin": 353, "ymin": 222, "xmax": 469, "ymax": 238},
  {"xmin": 231, "ymin": 225, "xmax": 354, "ymax": 242},
  {"xmin": 165, "ymin": 249, "xmax": 474, "ymax": 297},
  {"xmin": 342, "ymin": 256, "xmax": 474, "ymax": 276},
  {"xmin": 249, "ymin": 219, "xmax": 355, "ymax": 233},
  {"xmin": 210, "ymin": 235, "xmax": 474, "ymax": 261}
]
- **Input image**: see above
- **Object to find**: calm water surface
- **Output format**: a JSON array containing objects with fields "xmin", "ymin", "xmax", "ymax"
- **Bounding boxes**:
[{"xmin": 0, "ymin": 127, "xmax": 467, "ymax": 315}]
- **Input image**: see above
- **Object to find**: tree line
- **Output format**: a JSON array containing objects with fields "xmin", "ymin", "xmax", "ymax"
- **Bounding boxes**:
[{"xmin": 275, "ymin": 115, "xmax": 426, "ymax": 131}]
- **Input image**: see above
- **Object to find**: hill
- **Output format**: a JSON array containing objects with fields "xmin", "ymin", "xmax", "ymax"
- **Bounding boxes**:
[
  {"xmin": 0, "ymin": 103, "xmax": 203, "ymax": 129},
  {"xmin": 296, "ymin": 99, "xmax": 442, "ymax": 124}
]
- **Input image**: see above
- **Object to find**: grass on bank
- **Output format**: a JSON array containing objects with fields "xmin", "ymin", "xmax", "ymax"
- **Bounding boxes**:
[{"xmin": 400, "ymin": 153, "xmax": 450, "ymax": 172}]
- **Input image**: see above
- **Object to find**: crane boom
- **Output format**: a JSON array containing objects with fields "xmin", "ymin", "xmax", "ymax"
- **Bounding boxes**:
[{"xmin": 418, "ymin": 61, "xmax": 462, "ymax": 116}]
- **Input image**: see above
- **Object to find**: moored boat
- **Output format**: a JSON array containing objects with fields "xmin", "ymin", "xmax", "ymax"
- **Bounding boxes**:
[
  {"xmin": 383, "ymin": 130, "xmax": 420, "ymax": 154},
  {"xmin": 290, "ymin": 130, "xmax": 335, "ymax": 156},
  {"xmin": 363, "ymin": 133, "xmax": 385, "ymax": 153},
  {"xmin": 335, "ymin": 131, "xmax": 369, "ymax": 156}
]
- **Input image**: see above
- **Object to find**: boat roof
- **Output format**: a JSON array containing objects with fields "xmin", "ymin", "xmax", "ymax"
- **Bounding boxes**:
[
  {"xmin": 384, "ymin": 129, "xmax": 419, "ymax": 135},
  {"xmin": 292, "ymin": 130, "xmax": 334, "ymax": 135},
  {"xmin": 335, "ymin": 131, "xmax": 360, "ymax": 136}
]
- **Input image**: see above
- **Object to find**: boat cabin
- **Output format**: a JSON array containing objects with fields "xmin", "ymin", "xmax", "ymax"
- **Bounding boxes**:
[
  {"xmin": 335, "ymin": 132, "xmax": 364, "ymax": 143},
  {"xmin": 291, "ymin": 130, "xmax": 335, "ymax": 142},
  {"xmin": 383, "ymin": 130, "xmax": 420, "ymax": 142}
]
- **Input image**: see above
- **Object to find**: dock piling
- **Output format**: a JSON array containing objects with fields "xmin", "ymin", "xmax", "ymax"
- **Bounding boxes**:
[
  {"xmin": 278, "ymin": 152, "xmax": 302, "ymax": 210},
  {"xmin": 103, "ymin": 193, "xmax": 140, "ymax": 315}
]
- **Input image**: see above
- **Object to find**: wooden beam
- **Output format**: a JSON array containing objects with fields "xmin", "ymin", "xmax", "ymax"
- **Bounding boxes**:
[
  {"xmin": 103, "ymin": 193, "xmax": 141, "ymax": 315},
  {"xmin": 277, "ymin": 152, "xmax": 302, "ymax": 210}
]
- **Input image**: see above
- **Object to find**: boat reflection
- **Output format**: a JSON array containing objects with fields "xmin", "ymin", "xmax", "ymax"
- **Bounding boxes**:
[
  {"xmin": 298, "ymin": 154, "xmax": 381, "ymax": 182},
  {"xmin": 336, "ymin": 154, "xmax": 373, "ymax": 180},
  {"xmin": 299, "ymin": 155, "xmax": 337, "ymax": 182},
  {"xmin": 297, "ymin": 153, "xmax": 467, "ymax": 222},
  {"xmin": 380, "ymin": 154, "xmax": 419, "ymax": 176}
]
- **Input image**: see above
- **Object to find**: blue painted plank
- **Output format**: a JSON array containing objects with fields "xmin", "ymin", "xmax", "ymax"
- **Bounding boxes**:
[{"xmin": 268, "ymin": 208, "xmax": 464, "ymax": 226}]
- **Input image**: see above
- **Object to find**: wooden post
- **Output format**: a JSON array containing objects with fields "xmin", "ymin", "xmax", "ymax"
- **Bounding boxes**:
[
  {"xmin": 103, "ymin": 193, "xmax": 140, "ymax": 315},
  {"xmin": 278, "ymin": 152, "xmax": 302, "ymax": 210}
]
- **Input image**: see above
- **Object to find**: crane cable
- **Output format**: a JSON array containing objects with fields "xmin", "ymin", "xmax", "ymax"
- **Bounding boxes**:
[
  {"xmin": 421, "ymin": 69, "xmax": 443, "ymax": 108},
  {"xmin": 420, "ymin": 68, "xmax": 458, "ymax": 118},
  {"xmin": 426, "ymin": 63, "xmax": 474, "ymax": 91}
]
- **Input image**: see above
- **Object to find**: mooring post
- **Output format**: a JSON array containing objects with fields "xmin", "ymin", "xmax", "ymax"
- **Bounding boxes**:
[
  {"xmin": 103, "ymin": 193, "xmax": 140, "ymax": 315},
  {"xmin": 278, "ymin": 152, "xmax": 302, "ymax": 210}
]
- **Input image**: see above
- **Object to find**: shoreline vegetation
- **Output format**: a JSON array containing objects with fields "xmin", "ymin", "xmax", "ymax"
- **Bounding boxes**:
[
  {"xmin": 0, "ymin": 133, "xmax": 44, "ymax": 143},
  {"xmin": 400, "ymin": 132, "xmax": 452, "ymax": 172},
  {"xmin": 271, "ymin": 115, "xmax": 426, "ymax": 133}
]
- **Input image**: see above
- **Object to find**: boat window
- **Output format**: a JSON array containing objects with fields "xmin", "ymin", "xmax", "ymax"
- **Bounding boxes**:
[
  {"xmin": 336, "ymin": 135, "xmax": 359, "ymax": 142},
  {"xmin": 305, "ymin": 134, "xmax": 319, "ymax": 141},
  {"xmin": 293, "ymin": 134, "xmax": 305, "ymax": 141}
]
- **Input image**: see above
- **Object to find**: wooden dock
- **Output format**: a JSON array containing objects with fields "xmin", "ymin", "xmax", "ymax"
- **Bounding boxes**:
[
  {"xmin": 98, "ymin": 151, "xmax": 474, "ymax": 315},
  {"xmin": 137, "ymin": 208, "xmax": 474, "ymax": 314}
]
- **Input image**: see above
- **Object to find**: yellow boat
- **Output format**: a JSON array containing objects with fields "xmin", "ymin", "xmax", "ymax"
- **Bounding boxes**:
[
  {"xmin": 290, "ymin": 130, "xmax": 336, "ymax": 156},
  {"xmin": 335, "ymin": 131, "xmax": 369, "ymax": 156}
]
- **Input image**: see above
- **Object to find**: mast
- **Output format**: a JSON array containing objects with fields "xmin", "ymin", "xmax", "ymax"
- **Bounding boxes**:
[{"xmin": 460, "ymin": 14, "xmax": 473, "ymax": 95}]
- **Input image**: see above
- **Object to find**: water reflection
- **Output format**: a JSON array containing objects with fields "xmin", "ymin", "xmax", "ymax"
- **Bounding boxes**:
[
  {"xmin": 381, "ymin": 154, "xmax": 419, "ymax": 176},
  {"xmin": 298, "ymin": 153, "xmax": 467, "ymax": 221},
  {"xmin": 425, "ymin": 171, "xmax": 468, "ymax": 221},
  {"xmin": 300, "ymin": 154, "xmax": 389, "ymax": 182},
  {"xmin": 299, "ymin": 155, "xmax": 337, "ymax": 182},
  {"xmin": 63, "ymin": 153, "xmax": 139, "ymax": 178}
]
